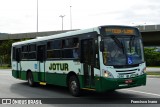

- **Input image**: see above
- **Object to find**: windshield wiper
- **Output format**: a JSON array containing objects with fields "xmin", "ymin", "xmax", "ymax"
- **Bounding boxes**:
[
  {"xmin": 111, "ymin": 36, "xmax": 125, "ymax": 54},
  {"xmin": 129, "ymin": 35, "xmax": 135, "ymax": 53}
]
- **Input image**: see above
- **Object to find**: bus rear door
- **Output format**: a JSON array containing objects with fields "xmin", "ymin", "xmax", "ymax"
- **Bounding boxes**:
[
  {"xmin": 37, "ymin": 45, "xmax": 46, "ymax": 82},
  {"xmin": 15, "ymin": 48, "xmax": 21, "ymax": 78}
]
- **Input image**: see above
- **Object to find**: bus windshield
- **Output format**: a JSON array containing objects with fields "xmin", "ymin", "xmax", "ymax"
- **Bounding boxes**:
[{"xmin": 103, "ymin": 35, "xmax": 144, "ymax": 66}]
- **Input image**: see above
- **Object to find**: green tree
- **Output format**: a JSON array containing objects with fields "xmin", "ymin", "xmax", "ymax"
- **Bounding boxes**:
[
  {"xmin": 0, "ymin": 40, "xmax": 16, "ymax": 66},
  {"xmin": 144, "ymin": 48, "xmax": 160, "ymax": 66}
]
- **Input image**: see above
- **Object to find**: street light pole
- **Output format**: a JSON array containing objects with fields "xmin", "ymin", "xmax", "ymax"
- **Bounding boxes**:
[
  {"xmin": 59, "ymin": 15, "xmax": 65, "ymax": 31},
  {"xmin": 37, "ymin": 0, "xmax": 39, "ymax": 36},
  {"xmin": 70, "ymin": 6, "xmax": 72, "ymax": 30},
  {"xmin": 143, "ymin": 23, "xmax": 146, "ymax": 30}
]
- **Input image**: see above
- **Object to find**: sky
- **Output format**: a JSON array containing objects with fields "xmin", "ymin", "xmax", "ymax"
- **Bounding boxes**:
[{"xmin": 0, "ymin": 0, "xmax": 160, "ymax": 34}]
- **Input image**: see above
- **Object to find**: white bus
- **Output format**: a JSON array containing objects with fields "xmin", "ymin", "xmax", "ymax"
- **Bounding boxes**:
[{"xmin": 11, "ymin": 25, "xmax": 146, "ymax": 96}]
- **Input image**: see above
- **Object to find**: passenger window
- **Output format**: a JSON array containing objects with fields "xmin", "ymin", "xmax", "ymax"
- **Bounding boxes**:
[
  {"xmin": 47, "ymin": 40, "xmax": 62, "ymax": 59},
  {"xmin": 62, "ymin": 38, "xmax": 79, "ymax": 59},
  {"xmin": 28, "ymin": 44, "xmax": 36, "ymax": 59}
]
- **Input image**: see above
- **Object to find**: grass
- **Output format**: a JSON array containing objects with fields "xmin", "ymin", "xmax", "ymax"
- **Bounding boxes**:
[
  {"xmin": 147, "ymin": 66, "xmax": 160, "ymax": 68},
  {"xmin": 0, "ymin": 65, "xmax": 11, "ymax": 69},
  {"xmin": 146, "ymin": 72, "xmax": 160, "ymax": 75}
]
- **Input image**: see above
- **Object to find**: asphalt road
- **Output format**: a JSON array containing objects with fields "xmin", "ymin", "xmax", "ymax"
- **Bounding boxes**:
[{"xmin": 0, "ymin": 69, "xmax": 160, "ymax": 107}]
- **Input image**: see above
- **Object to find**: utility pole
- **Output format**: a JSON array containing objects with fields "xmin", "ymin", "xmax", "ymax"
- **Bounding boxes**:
[
  {"xmin": 143, "ymin": 23, "xmax": 146, "ymax": 30},
  {"xmin": 59, "ymin": 15, "xmax": 65, "ymax": 31},
  {"xmin": 70, "ymin": 6, "xmax": 72, "ymax": 30},
  {"xmin": 36, "ymin": 0, "xmax": 39, "ymax": 36}
]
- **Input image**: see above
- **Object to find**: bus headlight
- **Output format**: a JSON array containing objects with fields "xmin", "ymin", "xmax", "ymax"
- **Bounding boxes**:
[
  {"xmin": 141, "ymin": 67, "xmax": 146, "ymax": 75},
  {"xmin": 103, "ymin": 70, "xmax": 114, "ymax": 78}
]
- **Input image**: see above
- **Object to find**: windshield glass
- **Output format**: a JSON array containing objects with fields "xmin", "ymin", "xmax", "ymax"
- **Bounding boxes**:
[{"xmin": 103, "ymin": 36, "xmax": 144, "ymax": 66}]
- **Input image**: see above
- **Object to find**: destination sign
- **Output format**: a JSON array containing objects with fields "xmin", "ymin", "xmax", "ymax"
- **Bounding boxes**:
[{"xmin": 105, "ymin": 28, "xmax": 136, "ymax": 35}]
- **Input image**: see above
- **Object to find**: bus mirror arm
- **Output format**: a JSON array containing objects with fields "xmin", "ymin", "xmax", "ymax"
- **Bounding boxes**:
[{"xmin": 100, "ymin": 41, "xmax": 104, "ymax": 52}]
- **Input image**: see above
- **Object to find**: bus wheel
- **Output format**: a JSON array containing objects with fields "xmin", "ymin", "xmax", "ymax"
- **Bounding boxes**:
[
  {"xmin": 69, "ymin": 76, "xmax": 80, "ymax": 97},
  {"xmin": 27, "ymin": 72, "xmax": 35, "ymax": 87}
]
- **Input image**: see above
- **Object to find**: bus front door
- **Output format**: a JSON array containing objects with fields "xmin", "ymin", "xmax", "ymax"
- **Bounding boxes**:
[
  {"xmin": 81, "ymin": 39, "xmax": 95, "ymax": 89},
  {"xmin": 37, "ymin": 45, "xmax": 46, "ymax": 82}
]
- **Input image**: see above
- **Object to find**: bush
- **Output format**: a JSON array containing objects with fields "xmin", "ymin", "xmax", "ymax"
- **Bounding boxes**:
[{"xmin": 144, "ymin": 48, "xmax": 160, "ymax": 66}]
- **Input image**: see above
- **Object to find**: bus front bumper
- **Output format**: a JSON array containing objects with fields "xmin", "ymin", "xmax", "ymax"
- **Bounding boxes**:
[{"xmin": 95, "ymin": 74, "xmax": 146, "ymax": 92}]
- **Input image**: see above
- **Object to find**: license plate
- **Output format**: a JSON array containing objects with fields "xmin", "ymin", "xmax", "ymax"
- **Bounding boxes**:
[
  {"xmin": 130, "ymin": 74, "xmax": 137, "ymax": 77},
  {"xmin": 119, "ymin": 73, "xmax": 137, "ymax": 78}
]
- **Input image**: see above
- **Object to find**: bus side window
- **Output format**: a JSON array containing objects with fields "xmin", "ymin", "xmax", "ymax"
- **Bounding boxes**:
[
  {"xmin": 21, "ymin": 45, "xmax": 28, "ymax": 59},
  {"xmin": 47, "ymin": 40, "xmax": 62, "ymax": 59},
  {"xmin": 28, "ymin": 44, "xmax": 36, "ymax": 59},
  {"xmin": 62, "ymin": 38, "xmax": 79, "ymax": 59},
  {"xmin": 73, "ymin": 38, "xmax": 79, "ymax": 59},
  {"xmin": 62, "ymin": 39, "xmax": 73, "ymax": 58}
]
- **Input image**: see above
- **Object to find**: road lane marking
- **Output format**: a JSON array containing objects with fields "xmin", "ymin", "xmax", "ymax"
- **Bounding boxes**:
[{"xmin": 123, "ymin": 89, "xmax": 160, "ymax": 97}]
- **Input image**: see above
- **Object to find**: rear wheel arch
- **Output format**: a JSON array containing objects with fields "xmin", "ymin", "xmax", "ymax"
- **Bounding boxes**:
[
  {"xmin": 26, "ymin": 69, "xmax": 31, "ymax": 79},
  {"xmin": 26, "ymin": 70, "xmax": 36, "ymax": 87}
]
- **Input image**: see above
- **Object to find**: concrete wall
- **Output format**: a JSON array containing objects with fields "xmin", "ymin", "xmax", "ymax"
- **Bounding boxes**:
[
  {"xmin": 0, "ymin": 25, "xmax": 160, "ymax": 46},
  {"xmin": 136, "ymin": 25, "xmax": 160, "ymax": 32}
]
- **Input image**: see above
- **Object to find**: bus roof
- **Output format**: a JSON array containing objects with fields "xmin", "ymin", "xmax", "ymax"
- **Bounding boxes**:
[
  {"xmin": 12, "ymin": 27, "xmax": 99, "ymax": 46},
  {"xmin": 12, "ymin": 25, "xmax": 138, "ymax": 46}
]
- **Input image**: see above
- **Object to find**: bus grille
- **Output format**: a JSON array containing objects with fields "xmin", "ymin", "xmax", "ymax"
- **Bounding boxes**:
[{"xmin": 116, "ymin": 69, "xmax": 138, "ymax": 72}]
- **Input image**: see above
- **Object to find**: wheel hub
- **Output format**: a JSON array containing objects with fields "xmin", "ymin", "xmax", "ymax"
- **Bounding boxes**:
[{"xmin": 71, "ymin": 81, "xmax": 77, "ymax": 92}]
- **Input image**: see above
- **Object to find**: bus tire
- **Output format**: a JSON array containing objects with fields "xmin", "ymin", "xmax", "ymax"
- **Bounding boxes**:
[
  {"xmin": 68, "ymin": 75, "xmax": 80, "ymax": 97},
  {"xmin": 27, "ymin": 72, "xmax": 35, "ymax": 87}
]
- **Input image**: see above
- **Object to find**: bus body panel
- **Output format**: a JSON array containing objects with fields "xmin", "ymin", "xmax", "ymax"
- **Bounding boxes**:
[
  {"xmin": 11, "ymin": 25, "xmax": 146, "ymax": 94},
  {"xmin": 45, "ymin": 60, "xmax": 81, "ymax": 86},
  {"xmin": 99, "ymin": 74, "xmax": 146, "ymax": 92},
  {"xmin": 12, "ymin": 61, "xmax": 21, "ymax": 79}
]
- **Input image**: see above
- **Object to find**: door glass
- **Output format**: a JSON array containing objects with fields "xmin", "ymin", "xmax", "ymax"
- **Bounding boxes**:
[
  {"xmin": 37, "ymin": 45, "xmax": 45, "ymax": 62},
  {"xmin": 81, "ymin": 39, "xmax": 95, "ymax": 88},
  {"xmin": 37, "ymin": 45, "xmax": 46, "ymax": 81}
]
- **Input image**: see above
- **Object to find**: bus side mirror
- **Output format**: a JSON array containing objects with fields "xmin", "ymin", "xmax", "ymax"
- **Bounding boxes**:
[{"xmin": 100, "ymin": 41, "xmax": 104, "ymax": 52}]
